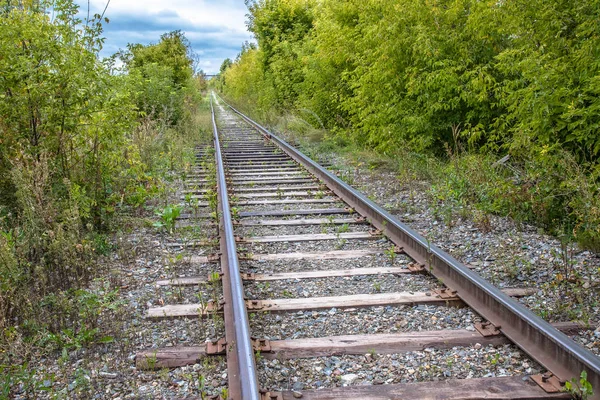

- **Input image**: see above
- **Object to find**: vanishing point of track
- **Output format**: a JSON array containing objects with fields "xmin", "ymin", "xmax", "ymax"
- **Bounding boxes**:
[{"xmin": 139, "ymin": 93, "xmax": 600, "ymax": 400}]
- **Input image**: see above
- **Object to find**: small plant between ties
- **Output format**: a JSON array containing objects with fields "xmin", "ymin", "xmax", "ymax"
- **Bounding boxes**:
[
  {"xmin": 231, "ymin": 206, "xmax": 240, "ymax": 220},
  {"xmin": 184, "ymin": 192, "xmax": 194, "ymax": 208},
  {"xmin": 336, "ymin": 223, "xmax": 350, "ymax": 233},
  {"xmin": 144, "ymin": 352, "xmax": 158, "ymax": 370},
  {"xmin": 384, "ymin": 246, "xmax": 397, "ymax": 264},
  {"xmin": 373, "ymin": 281, "xmax": 382, "ymax": 292},
  {"xmin": 255, "ymin": 349, "xmax": 263, "ymax": 362},
  {"xmin": 208, "ymin": 271, "xmax": 223, "ymax": 330},
  {"xmin": 154, "ymin": 204, "xmax": 182, "ymax": 234}
]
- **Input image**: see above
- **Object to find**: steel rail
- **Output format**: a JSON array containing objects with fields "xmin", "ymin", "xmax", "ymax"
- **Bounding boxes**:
[
  {"xmin": 215, "ymin": 93, "xmax": 600, "ymax": 398},
  {"xmin": 211, "ymin": 95, "xmax": 261, "ymax": 400}
]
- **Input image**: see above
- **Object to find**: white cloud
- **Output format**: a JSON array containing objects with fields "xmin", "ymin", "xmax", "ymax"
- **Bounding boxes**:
[{"xmin": 76, "ymin": 0, "xmax": 253, "ymax": 74}]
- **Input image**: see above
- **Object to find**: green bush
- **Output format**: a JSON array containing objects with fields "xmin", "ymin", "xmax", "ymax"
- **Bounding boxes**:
[
  {"xmin": 218, "ymin": 0, "xmax": 600, "ymax": 250},
  {"xmin": 0, "ymin": 0, "xmax": 204, "ymax": 370}
]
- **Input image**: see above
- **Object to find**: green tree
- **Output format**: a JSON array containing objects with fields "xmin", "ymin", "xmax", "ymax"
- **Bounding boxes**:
[
  {"xmin": 0, "ymin": 0, "xmax": 203, "ymax": 344},
  {"xmin": 246, "ymin": 0, "xmax": 315, "ymax": 108},
  {"xmin": 0, "ymin": 0, "xmax": 136, "ymax": 227},
  {"xmin": 491, "ymin": 0, "xmax": 600, "ymax": 161},
  {"xmin": 121, "ymin": 30, "xmax": 195, "ymax": 124},
  {"xmin": 126, "ymin": 30, "xmax": 193, "ymax": 88}
]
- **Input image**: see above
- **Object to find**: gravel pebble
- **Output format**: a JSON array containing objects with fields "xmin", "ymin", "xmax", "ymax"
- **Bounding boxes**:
[
  {"xmin": 258, "ymin": 345, "xmax": 541, "ymax": 390},
  {"xmin": 245, "ymin": 274, "xmax": 438, "ymax": 299},
  {"xmin": 251, "ymin": 305, "xmax": 482, "ymax": 340}
]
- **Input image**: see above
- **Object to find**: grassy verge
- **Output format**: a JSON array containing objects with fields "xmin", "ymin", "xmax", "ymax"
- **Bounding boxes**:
[
  {"xmin": 245, "ymin": 108, "xmax": 600, "ymax": 254},
  {"xmin": 0, "ymin": 95, "xmax": 213, "ymax": 396},
  {"xmin": 249, "ymin": 109, "xmax": 599, "ymax": 326}
]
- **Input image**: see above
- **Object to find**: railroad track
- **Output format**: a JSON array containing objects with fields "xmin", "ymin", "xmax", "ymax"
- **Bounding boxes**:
[{"xmin": 137, "ymin": 93, "xmax": 600, "ymax": 399}]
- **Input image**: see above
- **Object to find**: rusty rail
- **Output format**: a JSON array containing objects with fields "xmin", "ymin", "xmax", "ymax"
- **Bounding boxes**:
[
  {"xmin": 211, "ymin": 95, "xmax": 261, "ymax": 400},
  {"xmin": 216, "ymin": 93, "xmax": 600, "ymax": 399}
]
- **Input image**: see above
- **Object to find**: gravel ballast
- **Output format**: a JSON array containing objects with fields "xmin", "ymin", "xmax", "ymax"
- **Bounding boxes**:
[
  {"xmin": 258, "ymin": 345, "xmax": 541, "ymax": 391},
  {"xmin": 250, "ymin": 305, "xmax": 482, "ymax": 340}
]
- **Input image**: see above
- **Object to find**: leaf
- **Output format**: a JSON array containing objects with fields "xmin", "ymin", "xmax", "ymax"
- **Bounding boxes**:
[{"xmin": 97, "ymin": 335, "xmax": 114, "ymax": 344}]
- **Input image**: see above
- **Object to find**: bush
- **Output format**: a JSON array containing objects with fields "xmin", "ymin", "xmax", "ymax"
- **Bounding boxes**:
[{"xmin": 0, "ymin": 0, "xmax": 205, "ymax": 365}]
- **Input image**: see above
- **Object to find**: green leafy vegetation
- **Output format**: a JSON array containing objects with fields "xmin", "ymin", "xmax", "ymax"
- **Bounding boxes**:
[
  {"xmin": 154, "ymin": 204, "xmax": 183, "ymax": 233},
  {"xmin": 564, "ymin": 371, "xmax": 594, "ymax": 400},
  {"xmin": 0, "ymin": 0, "xmax": 209, "ymax": 388},
  {"xmin": 219, "ymin": 0, "xmax": 600, "ymax": 250}
]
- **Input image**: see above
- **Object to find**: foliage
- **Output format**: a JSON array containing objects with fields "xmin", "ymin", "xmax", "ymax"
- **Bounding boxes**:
[
  {"xmin": 39, "ymin": 284, "xmax": 121, "ymax": 351},
  {"xmin": 0, "ymin": 0, "xmax": 204, "ymax": 380},
  {"xmin": 564, "ymin": 370, "xmax": 594, "ymax": 400},
  {"xmin": 0, "ymin": 363, "xmax": 55, "ymax": 398},
  {"xmin": 246, "ymin": 0, "xmax": 315, "ymax": 109},
  {"xmin": 125, "ymin": 30, "xmax": 193, "ymax": 87},
  {"xmin": 0, "ymin": 0, "xmax": 136, "ymax": 229},
  {"xmin": 120, "ymin": 30, "xmax": 195, "ymax": 125},
  {"xmin": 221, "ymin": 46, "xmax": 276, "ymax": 118},
  {"xmin": 154, "ymin": 204, "xmax": 183, "ymax": 233},
  {"xmin": 221, "ymin": 0, "xmax": 600, "ymax": 249}
]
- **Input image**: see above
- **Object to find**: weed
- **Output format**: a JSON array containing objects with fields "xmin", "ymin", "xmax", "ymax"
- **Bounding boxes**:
[
  {"xmin": 336, "ymin": 223, "xmax": 350, "ymax": 233},
  {"xmin": 199, "ymin": 375, "xmax": 207, "ymax": 400},
  {"xmin": 0, "ymin": 364, "xmax": 55, "ymax": 397},
  {"xmin": 564, "ymin": 371, "xmax": 594, "ymax": 400},
  {"xmin": 36, "ymin": 284, "xmax": 121, "ymax": 352},
  {"xmin": 206, "ymin": 272, "xmax": 223, "ymax": 331},
  {"xmin": 384, "ymin": 246, "xmax": 397, "ymax": 264},
  {"xmin": 144, "ymin": 352, "xmax": 159, "ymax": 370},
  {"xmin": 489, "ymin": 353, "xmax": 501, "ymax": 365},
  {"xmin": 209, "ymin": 271, "xmax": 221, "ymax": 284},
  {"xmin": 473, "ymin": 209, "xmax": 492, "ymax": 233},
  {"xmin": 504, "ymin": 263, "xmax": 520, "ymax": 280},
  {"xmin": 204, "ymin": 188, "xmax": 218, "ymax": 213},
  {"xmin": 159, "ymin": 367, "xmax": 170, "ymax": 381},
  {"xmin": 220, "ymin": 387, "xmax": 229, "ymax": 399},
  {"xmin": 196, "ymin": 291, "xmax": 208, "ymax": 333},
  {"xmin": 154, "ymin": 204, "xmax": 183, "ymax": 233},
  {"xmin": 91, "ymin": 233, "xmax": 112, "ymax": 255},
  {"xmin": 255, "ymin": 282, "xmax": 271, "ymax": 295},
  {"xmin": 335, "ymin": 238, "xmax": 348, "ymax": 249},
  {"xmin": 70, "ymin": 367, "xmax": 92, "ymax": 395},
  {"xmin": 202, "ymin": 355, "xmax": 213, "ymax": 370},
  {"xmin": 184, "ymin": 192, "xmax": 194, "ymax": 207},
  {"xmin": 341, "ymin": 171, "xmax": 355, "ymax": 186}
]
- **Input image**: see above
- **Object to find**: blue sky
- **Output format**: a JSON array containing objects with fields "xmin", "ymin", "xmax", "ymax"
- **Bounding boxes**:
[{"xmin": 75, "ymin": 0, "xmax": 254, "ymax": 74}]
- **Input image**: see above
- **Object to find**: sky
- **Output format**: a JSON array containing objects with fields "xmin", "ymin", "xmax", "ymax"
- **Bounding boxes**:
[{"xmin": 75, "ymin": 0, "xmax": 254, "ymax": 75}]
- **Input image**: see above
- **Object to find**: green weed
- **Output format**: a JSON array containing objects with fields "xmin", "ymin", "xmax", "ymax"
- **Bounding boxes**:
[
  {"xmin": 154, "ymin": 204, "xmax": 183, "ymax": 233},
  {"xmin": 564, "ymin": 371, "xmax": 593, "ymax": 400}
]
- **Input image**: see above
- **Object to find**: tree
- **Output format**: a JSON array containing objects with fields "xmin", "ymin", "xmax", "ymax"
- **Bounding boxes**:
[
  {"xmin": 126, "ymin": 30, "xmax": 193, "ymax": 88},
  {"xmin": 220, "ymin": 58, "xmax": 233, "ymax": 73},
  {"xmin": 122, "ymin": 31, "xmax": 195, "ymax": 124},
  {"xmin": 246, "ymin": 0, "xmax": 315, "ymax": 108}
]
